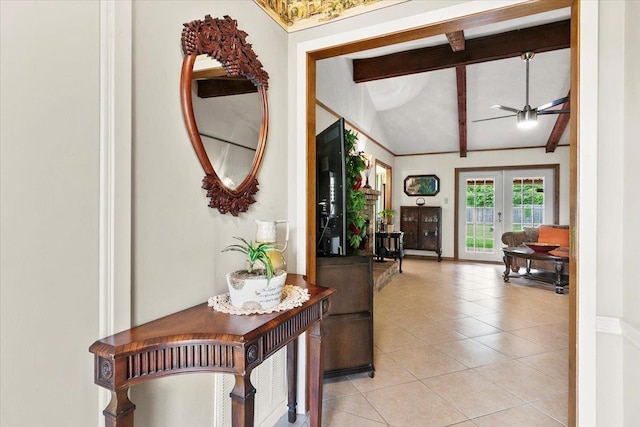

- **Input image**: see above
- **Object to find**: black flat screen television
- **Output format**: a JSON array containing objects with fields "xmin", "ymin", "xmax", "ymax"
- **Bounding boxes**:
[{"xmin": 316, "ymin": 118, "xmax": 347, "ymax": 256}]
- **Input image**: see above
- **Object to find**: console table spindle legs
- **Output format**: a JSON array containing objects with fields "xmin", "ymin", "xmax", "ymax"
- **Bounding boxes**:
[
  {"xmin": 308, "ymin": 321, "xmax": 325, "ymax": 427},
  {"xmin": 287, "ymin": 340, "xmax": 298, "ymax": 422},
  {"xmin": 104, "ymin": 389, "xmax": 135, "ymax": 427},
  {"xmin": 231, "ymin": 374, "xmax": 257, "ymax": 427}
]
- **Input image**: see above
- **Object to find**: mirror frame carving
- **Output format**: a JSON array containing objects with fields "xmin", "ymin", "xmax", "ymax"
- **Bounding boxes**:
[{"xmin": 180, "ymin": 15, "xmax": 269, "ymax": 216}]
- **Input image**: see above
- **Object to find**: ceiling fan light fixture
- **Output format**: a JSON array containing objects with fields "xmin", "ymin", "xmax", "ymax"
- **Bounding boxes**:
[{"xmin": 517, "ymin": 108, "xmax": 538, "ymax": 129}]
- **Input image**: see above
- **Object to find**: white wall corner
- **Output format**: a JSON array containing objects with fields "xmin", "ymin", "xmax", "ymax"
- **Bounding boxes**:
[
  {"xmin": 596, "ymin": 316, "xmax": 622, "ymax": 335},
  {"xmin": 621, "ymin": 320, "xmax": 640, "ymax": 350},
  {"xmin": 597, "ymin": 312, "xmax": 640, "ymax": 352},
  {"xmin": 596, "ymin": 315, "xmax": 640, "ymax": 426},
  {"xmin": 577, "ymin": 1, "xmax": 600, "ymax": 425},
  {"xmin": 99, "ymin": 0, "xmax": 132, "ymax": 340},
  {"xmin": 99, "ymin": 0, "xmax": 132, "ymax": 423}
]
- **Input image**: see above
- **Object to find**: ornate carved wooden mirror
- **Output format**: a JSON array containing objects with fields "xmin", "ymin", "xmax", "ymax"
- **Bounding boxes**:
[{"xmin": 180, "ymin": 15, "xmax": 269, "ymax": 216}]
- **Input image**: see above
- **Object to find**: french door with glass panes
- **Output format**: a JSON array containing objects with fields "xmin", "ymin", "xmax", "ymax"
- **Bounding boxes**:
[{"xmin": 458, "ymin": 168, "xmax": 555, "ymax": 262}]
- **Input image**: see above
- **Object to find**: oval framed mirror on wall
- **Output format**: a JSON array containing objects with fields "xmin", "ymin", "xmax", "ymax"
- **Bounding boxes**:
[{"xmin": 180, "ymin": 15, "xmax": 269, "ymax": 216}]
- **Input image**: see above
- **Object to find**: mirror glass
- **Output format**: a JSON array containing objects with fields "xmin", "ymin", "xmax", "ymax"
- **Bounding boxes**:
[
  {"xmin": 191, "ymin": 56, "xmax": 261, "ymax": 190},
  {"xmin": 180, "ymin": 15, "xmax": 269, "ymax": 216},
  {"xmin": 403, "ymin": 174, "xmax": 440, "ymax": 196}
]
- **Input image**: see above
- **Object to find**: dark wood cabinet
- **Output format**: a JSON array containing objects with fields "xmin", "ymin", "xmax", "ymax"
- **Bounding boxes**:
[
  {"xmin": 316, "ymin": 255, "xmax": 374, "ymax": 378},
  {"xmin": 401, "ymin": 206, "xmax": 442, "ymax": 261}
]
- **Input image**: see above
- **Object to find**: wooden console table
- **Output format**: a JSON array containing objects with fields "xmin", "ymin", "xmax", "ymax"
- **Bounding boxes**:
[{"xmin": 89, "ymin": 274, "xmax": 334, "ymax": 427}]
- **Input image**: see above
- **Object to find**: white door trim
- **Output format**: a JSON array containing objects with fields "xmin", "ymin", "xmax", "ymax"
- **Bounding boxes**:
[{"xmin": 98, "ymin": 0, "xmax": 132, "ymax": 421}]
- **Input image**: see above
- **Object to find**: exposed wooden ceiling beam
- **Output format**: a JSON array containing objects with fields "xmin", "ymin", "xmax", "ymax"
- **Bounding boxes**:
[
  {"xmin": 455, "ymin": 66, "xmax": 468, "ymax": 157},
  {"xmin": 192, "ymin": 67, "xmax": 227, "ymax": 80},
  {"xmin": 545, "ymin": 92, "xmax": 571, "ymax": 152},
  {"xmin": 196, "ymin": 77, "xmax": 257, "ymax": 98},
  {"xmin": 446, "ymin": 30, "xmax": 468, "ymax": 157},
  {"xmin": 353, "ymin": 20, "xmax": 570, "ymax": 83},
  {"xmin": 446, "ymin": 31, "xmax": 465, "ymax": 52}
]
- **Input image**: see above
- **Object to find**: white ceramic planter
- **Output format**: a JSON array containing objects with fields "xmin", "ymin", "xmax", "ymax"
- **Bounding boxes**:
[{"xmin": 226, "ymin": 270, "xmax": 287, "ymax": 310}]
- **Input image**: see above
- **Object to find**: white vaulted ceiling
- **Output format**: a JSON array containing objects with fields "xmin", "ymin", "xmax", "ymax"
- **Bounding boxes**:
[{"xmin": 316, "ymin": 8, "xmax": 571, "ymax": 156}]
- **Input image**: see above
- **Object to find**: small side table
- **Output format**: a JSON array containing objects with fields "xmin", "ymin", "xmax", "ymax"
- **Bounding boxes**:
[
  {"xmin": 375, "ymin": 231, "xmax": 404, "ymax": 273},
  {"xmin": 89, "ymin": 274, "xmax": 334, "ymax": 427}
]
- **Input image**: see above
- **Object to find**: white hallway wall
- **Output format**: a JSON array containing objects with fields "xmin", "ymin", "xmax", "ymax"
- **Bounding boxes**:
[
  {"xmin": 595, "ymin": 1, "xmax": 640, "ymax": 425},
  {"xmin": 622, "ymin": 2, "xmax": 640, "ymax": 424},
  {"xmin": 0, "ymin": 1, "xmax": 102, "ymax": 426},
  {"xmin": 131, "ymin": 1, "xmax": 288, "ymax": 426},
  {"xmin": 595, "ymin": 2, "xmax": 625, "ymax": 425}
]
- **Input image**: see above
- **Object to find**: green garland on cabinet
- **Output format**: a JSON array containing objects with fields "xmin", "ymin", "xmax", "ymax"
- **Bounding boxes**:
[{"xmin": 344, "ymin": 129, "xmax": 367, "ymax": 250}]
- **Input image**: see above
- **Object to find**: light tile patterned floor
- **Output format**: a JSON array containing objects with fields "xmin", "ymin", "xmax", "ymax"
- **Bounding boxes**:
[{"xmin": 276, "ymin": 258, "xmax": 569, "ymax": 426}]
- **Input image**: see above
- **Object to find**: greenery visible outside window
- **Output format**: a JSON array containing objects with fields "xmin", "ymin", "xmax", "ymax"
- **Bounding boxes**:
[
  {"xmin": 465, "ymin": 179, "xmax": 544, "ymax": 250},
  {"xmin": 465, "ymin": 181, "xmax": 494, "ymax": 252},
  {"xmin": 511, "ymin": 178, "xmax": 544, "ymax": 231}
]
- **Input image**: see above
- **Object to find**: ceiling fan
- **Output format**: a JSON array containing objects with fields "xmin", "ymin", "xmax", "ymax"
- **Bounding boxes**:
[{"xmin": 473, "ymin": 52, "xmax": 569, "ymax": 129}]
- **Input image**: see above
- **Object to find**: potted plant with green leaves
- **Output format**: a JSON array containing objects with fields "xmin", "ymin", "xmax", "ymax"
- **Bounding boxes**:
[
  {"xmin": 223, "ymin": 237, "xmax": 287, "ymax": 310},
  {"xmin": 378, "ymin": 209, "xmax": 396, "ymax": 232},
  {"xmin": 344, "ymin": 128, "xmax": 367, "ymax": 251}
]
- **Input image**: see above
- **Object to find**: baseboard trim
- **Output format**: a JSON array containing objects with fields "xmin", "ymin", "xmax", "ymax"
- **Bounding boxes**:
[
  {"xmin": 403, "ymin": 254, "xmax": 453, "ymax": 262},
  {"xmin": 622, "ymin": 319, "xmax": 640, "ymax": 350},
  {"xmin": 596, "ymin": 316, "xmax": 622, "ymax": 335},
  {"xmin": 596, "ymin": 315, "xmax": 640, "ymax": 350},
  {"xmin": 258, "ymin": 402, "xmax": 289, "ymax": 427}
]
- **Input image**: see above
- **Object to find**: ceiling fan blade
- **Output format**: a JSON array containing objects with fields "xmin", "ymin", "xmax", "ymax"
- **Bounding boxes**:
[
  {"xmin": 491, "ymin": 104, "xmax": 520, "ymax": 113},
  {"xmin": 538, "ymin": 110, "xmax": 570, "ymax": 115},
  {"xmin": 537, "ymin": 96, "xmax": 570, "ymax": 111},
  {"xmin": 472, "ymin": 114, "xmax": 516, "ymax": 123}
]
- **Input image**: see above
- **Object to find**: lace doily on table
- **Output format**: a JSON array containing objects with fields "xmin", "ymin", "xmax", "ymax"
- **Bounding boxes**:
[{"xmin": 208, "ymin": 285, "xmax": 310, "ymax": 315}]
